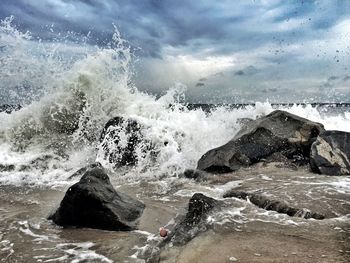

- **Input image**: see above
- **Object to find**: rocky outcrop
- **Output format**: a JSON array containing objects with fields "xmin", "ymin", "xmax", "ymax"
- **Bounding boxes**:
[
  {"xmin": 49, "ymin": 166, "xmax": 145, "ymax": 231},
  {"xmin": 163, "ymin": 193, "xmax": 222, "ymax": 246},
  {"xmin": 100, "ymin": 116, "xmax": 147, "ymax": 167},
  {"xmin": 197, "ymin": 110, "xmax": 325, "ymax": 173},
  {"xmin": 223, "ymin": 190, "xmax": 325, "ymax": 220},
  {"xmin": 310, "ymin": 130, "xmax": 350, "ymax": 175}
]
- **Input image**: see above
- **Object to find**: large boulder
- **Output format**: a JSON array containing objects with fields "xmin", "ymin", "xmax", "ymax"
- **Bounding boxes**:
[
  {"xmin": 310, "ymin": 130, "xmax": 350, "ymax": 175},
  {"xmin": 197, "ymin": 110, "xmax": 325, "ymax": 173},
  {"xmin": 49, "ymin": 166, "xmax": 145, "ymax": 231},
  {"xmin": 99, "ymin": 116, "xmax": 147, "ymax": 167}
]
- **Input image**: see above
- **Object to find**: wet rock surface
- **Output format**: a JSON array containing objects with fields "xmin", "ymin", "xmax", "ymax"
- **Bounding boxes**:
[
  {"xmin": 310, "ymin": 130, "xmax": 350, "ymax": 175},
  {"xmin": 223, "ymin": 190, "xmax": 325, "ymax": 220},
  {"xmin": 197, "ymin": 110, "xmax": 324, "ymax": 173},
  {"xmin": 180, "ymin": 169, "xmax": 211, "ymax": 182},
  {"xmin": 0, "ymin": 104, "xmax": 21, "ymax": 113},
  {"xmin": 165, "ymin": 193, "xmax": 222, "ymax": 246},
  {"xmin": 100, "ymin": 116, "xmax": 146, "ymax": 166},
  {"xmin": 145, "ymin": 193, "xmax": 223, "ymax": 262},
  {"xmin": 67, "ymin": 162, "xmax": 103, "ymax": 180},
  {"xmin": 0, "ymin": 164, "xmax": 15, "ymax": 172},
  {"xmin": 49, "ymin": 166, "xmax": 145, "ymax": 231}
]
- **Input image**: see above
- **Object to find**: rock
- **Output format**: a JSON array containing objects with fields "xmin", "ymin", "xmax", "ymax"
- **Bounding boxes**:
[
  {"xmin": 67, "ymin": 162, "xmax": 102, "ymax": 180},
  {"xmin": 0, "ymin": 104, "xmax": 21, "ymax": 113},
  {"xmin": 49, "ymin": 166, "xmax": 145, "ymax": 231},
  {"xmin": 310, "ymin": 130, "xmax": 350, "ymax": 175},
  {"xmin": 165, "ymin": 193, "xmax": 222, "ymax": 246},
  {"xmin": 99, "ymin": 116, "xmax": 146, "ymax": 166},
  {"xmin": 141, "ymin": 193, "xmax": 223, "ymax": 263},
  {"xmin": 180, "ymin": 169, "xmax": 211, "ymax": 181},
  {"xmin": 236, "ymin": 117, "xmax": 254, "ymax": 126},
  {"xmin": 197, "ymin": 110, "xmax": 324, "ymax": 173},
  {"xmin": 223, "ymin": 190, "xmax": 325, "ymax": 220},
  {"xmin": 0, "ymin": 164, "xmax": 15, "ymax": 172}
]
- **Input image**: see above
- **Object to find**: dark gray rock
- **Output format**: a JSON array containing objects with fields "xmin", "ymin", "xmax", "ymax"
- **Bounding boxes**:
[
  {"xmin": 180, "ymin": 169, "xmax": 211, "ymax": 182},
  {"xmin": 0, "ymin": 104, "xmax": 21, "ymax": 113},
  {"xmin": 100, "ymin": 117, "xmax": 146, "ymax": 166},
  {"xmin": 67, "ymin": 162, "xmax": 102, "ymax": 180},
  {"xmin": 310, "ymin": 130, "xmax": 350, "ymax": 175},
  {"xmin": 197, "ymin": 110, "xmax": 325, "ymax": 173},
  {"xmin": 143, "ymin": 193, "xmax": 222, "ymax": 263},
  {"xmin": 49, "ymin": 166, "xmax": 145, "ymax": 231},
  {"xmin": 164, "ymin": 193, "xmax": 222, "ymax": 246},
  {"xmin": 0, "ymin": 164, "xmax": 15, "ymax": 172},
  {"xmin": 223, "ymin": 190, "xmax": 325, "ymax": 220},
  {"xmin": 236, "ymin": 117, "xmax": 254, "ymax": 126}
]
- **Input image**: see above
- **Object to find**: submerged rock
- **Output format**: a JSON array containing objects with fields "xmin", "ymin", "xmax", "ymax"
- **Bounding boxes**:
[
  {"xmin": 100, "ymin": 116, "xmax": 148, "ymax": 167},
  {"xmin": 180, "ymin": 169, "xmax": 211, "ymax": 181},
  {"xmin": 165, "ymin": 193, "xmax": 222, "ymax": 246},
  {"xmin": 223, "ymin": 190, "xmax": 325, "ymax": 220},
  {"xmin": 310, "ymin": 130, "xmax": 350, "ymax": 175},
  {"xmin": 197, "ymin": 110, "xmax": 324, "ymax": 173},
  {"xmin": 49, "ymin": 166, "xmax": 145, "ymax": 231},
  {"xmin": 145, "ymin": 193, "xmax": 223, "ymax": 262}
]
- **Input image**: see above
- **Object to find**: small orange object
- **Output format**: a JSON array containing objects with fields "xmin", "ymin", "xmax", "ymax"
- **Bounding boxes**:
[{"xmin": 159, "ymin": 227, "xmax": 168, "ymax": 237}]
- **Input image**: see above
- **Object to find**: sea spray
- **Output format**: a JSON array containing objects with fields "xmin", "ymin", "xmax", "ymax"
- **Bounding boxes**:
[{"xmin": 1, "ymin": 17, "xmax": 350, "ymax": 186}]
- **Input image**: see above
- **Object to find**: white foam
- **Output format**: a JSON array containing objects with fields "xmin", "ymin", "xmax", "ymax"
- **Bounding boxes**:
[
  {"xmin": 52, "ymin": 242, "xmax": 113, "ymax": 263},
  {"xmin": 1, "ymin": 16, "xmax": 350, "ymax": 187}
]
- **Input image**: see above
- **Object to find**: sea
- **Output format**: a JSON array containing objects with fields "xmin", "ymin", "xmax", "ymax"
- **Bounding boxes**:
[{"xmin": 0, "ymin": 16, "xmax": 350, "ymax": 262}]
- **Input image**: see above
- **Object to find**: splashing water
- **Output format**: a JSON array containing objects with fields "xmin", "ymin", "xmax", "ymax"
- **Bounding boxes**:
[{"xmin": 1, "ymin": 16, "xmax": 350, "ymax": 187}]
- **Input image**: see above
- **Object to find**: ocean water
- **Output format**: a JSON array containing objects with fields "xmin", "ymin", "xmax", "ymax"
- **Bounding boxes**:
[{"xmin": 1, "ymin": 16, "xmax": 350, "ymax": 262}]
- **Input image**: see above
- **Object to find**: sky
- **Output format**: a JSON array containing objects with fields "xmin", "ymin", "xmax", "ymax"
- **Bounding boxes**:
[{"xmin": 1, "ymin": 0, "xmax": 350, "ymax": 103}]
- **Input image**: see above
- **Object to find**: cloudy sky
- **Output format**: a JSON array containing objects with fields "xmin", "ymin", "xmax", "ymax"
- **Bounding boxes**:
[{"xmin": 1, "ymin": 0, "xmax": 350, "ymax": 103}]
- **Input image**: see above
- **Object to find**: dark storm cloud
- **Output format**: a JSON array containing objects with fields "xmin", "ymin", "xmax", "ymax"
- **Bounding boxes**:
[
  {"xmin": 1, "ymin": 0, "xmax": 349, "ymax": 59},
  {"xmin": 1, "ymin": 0, "xmax": 350, "ymax": 103}
]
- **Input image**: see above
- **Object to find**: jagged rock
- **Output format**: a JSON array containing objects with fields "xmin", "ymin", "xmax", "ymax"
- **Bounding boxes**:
[
  {"xmin": 164, "ymin": 193, "xmax": 222, "ymax": 246},
  {"xmin": 99, "ymin": 116, "xmax": 145, "ymax": 166},
  {"xmin": 310, "ymin": 130, "xmax": 350, "ymax": 175},
  {"xmin": 223, "ymin": 190, "xmax": 325, "ymax": 220},
  {"xmin": 197, "ymin": 110, "xmax": 325, "ymax": 173},
  {"xmin": 49, "ymin": 166, "xmax": 145, "ymax": 231}
]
